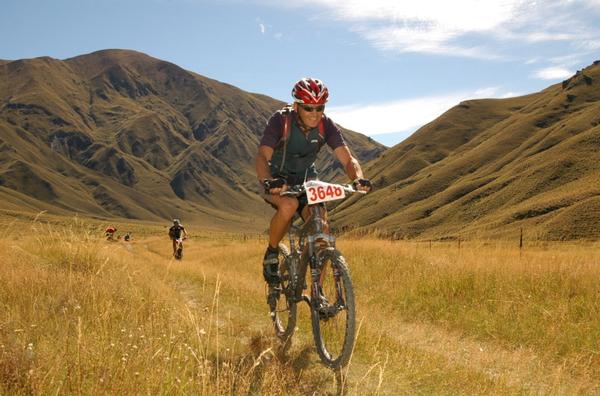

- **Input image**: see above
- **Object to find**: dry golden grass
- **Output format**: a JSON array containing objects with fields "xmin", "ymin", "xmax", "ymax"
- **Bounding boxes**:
[
  {"xmin": 0, "ymin": 218, "xmax": 353, "ymax": 395},
  {"xmin": 2, "ymin": 216, "xmax": 600, "ymax": 395},
  {"xmin": 343, "ymin": 237, "xmax": 600, "ymax": 394}
]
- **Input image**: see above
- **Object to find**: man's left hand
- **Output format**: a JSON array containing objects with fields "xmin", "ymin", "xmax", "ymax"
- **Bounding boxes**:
[{"xmin": 353, "ymin": 178, "xmax": 372, "ymax": 192}]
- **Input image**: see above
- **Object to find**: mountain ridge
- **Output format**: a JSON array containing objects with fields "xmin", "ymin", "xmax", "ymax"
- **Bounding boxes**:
[
  {"xmin": 0, "ymin": 49, "xmax": 385, "ymax": 229},
  {"xmin": 331, "ymin": 61, "xmax": 600, "ymax": 240}
]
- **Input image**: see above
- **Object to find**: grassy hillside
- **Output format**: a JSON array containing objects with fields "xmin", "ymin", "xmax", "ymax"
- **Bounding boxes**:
[
  {"xmin": 3, "ymin": 50, "xmax": 597, "ymax": 240},
  {"xmin": 333, "ymin": 61, "xmax": 600, "ymax": 240},
  {"xmin": 2, "ymin": 216, "xmax": 600, "ymax": 394},
  {"xmin": 0, "ymin": 49, "xmax": 385, "ymax": 228}
]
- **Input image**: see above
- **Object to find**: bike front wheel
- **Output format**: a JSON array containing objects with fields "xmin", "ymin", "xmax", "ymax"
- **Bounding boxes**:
[{"xmin": 310, "ymin": 249, "xmax": 356, "ymax": 369}]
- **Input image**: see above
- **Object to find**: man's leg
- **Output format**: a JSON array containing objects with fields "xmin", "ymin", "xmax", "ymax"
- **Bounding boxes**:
[
  {"xmin": 263, "ymin": 196, "xmax": 298, "ymax": 285},
  {"xmin": 268, "ymin": 197, "xmax": 299, "ymax": 248}
]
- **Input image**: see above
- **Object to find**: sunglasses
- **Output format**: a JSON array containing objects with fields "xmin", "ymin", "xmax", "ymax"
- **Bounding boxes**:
[{"xmin": 299, "ymin": 104, "xmax": 325, "ymax": 112}]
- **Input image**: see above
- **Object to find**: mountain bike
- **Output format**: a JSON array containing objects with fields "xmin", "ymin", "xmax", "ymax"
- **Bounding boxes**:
[
  {"xmin": 174, "ymin": 237, "xmax": 186, "ymax": 260},
  {"xmin": 268, "ymin": 180, "xmax": 364, "ymax": 369}
]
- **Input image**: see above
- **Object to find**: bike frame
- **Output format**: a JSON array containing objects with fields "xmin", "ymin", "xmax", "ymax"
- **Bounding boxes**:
[
  {"xmin": 280, "ymin": 182, "xmax": 363, "ymax": 307},
  {"xmin": 285, "ymin": 198, "xmax": 339, "ymax": 308}
]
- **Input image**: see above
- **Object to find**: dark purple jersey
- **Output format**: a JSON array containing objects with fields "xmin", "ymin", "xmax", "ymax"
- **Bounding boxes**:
[{"xmin": 259, "ymin": 110, "xmax": 346, "ymax": 150}]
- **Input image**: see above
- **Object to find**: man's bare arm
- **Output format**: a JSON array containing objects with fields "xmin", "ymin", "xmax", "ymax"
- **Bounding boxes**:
[
  {"xmin": 333, "ymin": 146, "xmax": 364, "ymax": 181},
  {"xmin": 255, "ymin": 145, "xmax": 274, "ymax": 182}
]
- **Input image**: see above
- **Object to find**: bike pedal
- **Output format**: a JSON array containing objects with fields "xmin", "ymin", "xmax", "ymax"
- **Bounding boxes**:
[{"xmin": 318, "ymin": 305, "xmax": 337, "ymax": 320}]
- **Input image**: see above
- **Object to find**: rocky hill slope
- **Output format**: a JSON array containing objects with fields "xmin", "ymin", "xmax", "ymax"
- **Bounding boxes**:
[
  {"xmin": 332, "ymin": 61, "xmax": 600, "ymax": 240},
  {"xmin": 0, "ymin": 49, "xmax": 384, "ymax": 229}
]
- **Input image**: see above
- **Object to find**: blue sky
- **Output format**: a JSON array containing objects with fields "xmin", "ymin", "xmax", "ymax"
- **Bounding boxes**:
[{"xmin": 2, "ymin": 0, "xmax": 599, "ymax": 146}]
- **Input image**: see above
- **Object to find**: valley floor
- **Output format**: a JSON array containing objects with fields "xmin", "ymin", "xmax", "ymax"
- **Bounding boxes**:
[{"xmin": 2, "ymin": 221, "xmax": 600, "ymax": 395}]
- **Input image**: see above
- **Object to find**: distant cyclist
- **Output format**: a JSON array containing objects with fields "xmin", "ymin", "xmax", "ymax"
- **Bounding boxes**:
[
  {"xmin": 168, "ymin": 219, "xmax": 188, "ymax": 256},
  {"xmin": 105, "ymin": 225, "xmax": 117, "ymax": 241}
]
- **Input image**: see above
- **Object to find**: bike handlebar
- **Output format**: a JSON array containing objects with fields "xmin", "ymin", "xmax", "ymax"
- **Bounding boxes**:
[{"xmin": 280, "ymin": 183, "xmax": 366, "ymax": 198}]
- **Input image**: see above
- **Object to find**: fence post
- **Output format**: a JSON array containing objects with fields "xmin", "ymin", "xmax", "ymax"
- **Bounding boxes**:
[{"xmin": 519, "ymin": 228, "xmax": 523, "ymax": 250}]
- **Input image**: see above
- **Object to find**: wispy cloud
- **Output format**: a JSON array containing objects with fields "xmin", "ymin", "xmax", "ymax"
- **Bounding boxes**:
[
  {"xmin": 328, "ymin": 87, "xmax": 518, "ymax": 137},
  {"xmin": 575, "ymin": 39, "xmax": 600, "ymax": 51},
  {"xmin": 269, "ymin": 0, "xmax": 520, "ymax": 58},
  {"xmin": 256, "ymin": 16, "xmax": 284, "ymax": 39},
  {"xmin": 264, "ymin": 0, "xmax": 600, "ymax": 61},
  {"xmin": 357, "ymin": 25, "xmax": 503, "ymax": 60},
  {"xmin": 256, "ymin": 17, "xmax": 266, "ymax": 34},
  {"xmin": 532, "ymin": 67, "xmax": 573, "ymax": 80}
]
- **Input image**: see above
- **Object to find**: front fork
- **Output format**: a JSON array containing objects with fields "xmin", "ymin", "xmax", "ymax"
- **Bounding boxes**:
[
  {"xmin": 308, "ymin": 239, "xmax": 338, "ymax": 306},
  {"xmin": 293, "ymin": 204, "xmax": 340, "ymax": 307}
]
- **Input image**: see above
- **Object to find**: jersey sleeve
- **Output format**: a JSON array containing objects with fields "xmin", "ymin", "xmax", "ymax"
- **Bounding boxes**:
[
  {"xmin": 259, "ymin": 112, "xmax": 284, "ymax": 148},
  {"xmin": 323, "ymin": 115, "xmax": 346, "ymax": 150}
]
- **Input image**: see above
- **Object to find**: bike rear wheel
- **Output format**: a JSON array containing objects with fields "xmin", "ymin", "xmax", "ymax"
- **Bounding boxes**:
[
  {"xmin": 270, "ymin": 244, "xmax": 297, "ymax": 345},
  {"xmin": 175, "ymin": 243, "xmax": 183, "ymax": 260},
  {"xmin": 310, "ymin": 249, "xmax": 356, "ymax": 369}
]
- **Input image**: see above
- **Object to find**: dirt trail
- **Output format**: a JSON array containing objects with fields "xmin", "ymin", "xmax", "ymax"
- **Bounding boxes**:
[{"xmin": 124, "ymin": 237, "xmax": 599, "ymax": 395}]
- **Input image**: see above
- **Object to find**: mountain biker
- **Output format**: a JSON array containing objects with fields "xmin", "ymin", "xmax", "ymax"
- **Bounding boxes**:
[
  {"xmin": 168, "ymin": 219, "xmax": 188, "ymax": 256},
  {"xmin": 105, "ymin": 225, "xmax": 117, "ymax": 240},
  {"xmin": 255, "ymin": 77, "xmax": 372, "ymax": 293}
]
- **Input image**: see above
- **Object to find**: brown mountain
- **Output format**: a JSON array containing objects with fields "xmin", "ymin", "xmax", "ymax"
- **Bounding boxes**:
[
  {"xmin": 0, "ymin": 49, "xmax": 385, "ymax": 229},
  {"xmin": 332, "ymin": 61, "xmax": 600, "ymax": 240}
]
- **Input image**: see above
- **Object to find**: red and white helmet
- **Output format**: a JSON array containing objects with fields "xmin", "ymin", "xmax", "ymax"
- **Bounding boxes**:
[{"xmin": 292, "ymin": 77, "xmax": 329, "ymax": 105}]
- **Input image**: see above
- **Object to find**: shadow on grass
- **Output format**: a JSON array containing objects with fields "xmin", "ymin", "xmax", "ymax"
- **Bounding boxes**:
[
  {"xmin": 245, "ymin": 333, "xmax": 348, "ymax": 396},
  {"xmin": 195, "ymin": 332, "xmax": 345, "ymax": 395}
]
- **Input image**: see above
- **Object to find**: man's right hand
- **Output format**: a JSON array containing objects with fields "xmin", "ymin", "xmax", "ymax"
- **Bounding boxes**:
[{"xmin": 263, "ymin": 178, "xmax": 286, "ymax": 194}]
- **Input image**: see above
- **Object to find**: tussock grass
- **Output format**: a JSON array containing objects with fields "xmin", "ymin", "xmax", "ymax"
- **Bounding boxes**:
[
  {"xmin": 2, "ymin": 216, "xmax": 600, "ymax": 394},
  {"xmin": 343, "ymin": 238, "xmax": 600, "ymax": 393},
  {"xmin": 0, "ymin": 219, "xmax": 348, "ymax": 395}
]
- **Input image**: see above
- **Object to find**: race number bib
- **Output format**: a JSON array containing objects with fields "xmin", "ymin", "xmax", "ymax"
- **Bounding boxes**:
[{"xmin": 304, "ymin": 180, "xmax": 345, "ymax": 205}]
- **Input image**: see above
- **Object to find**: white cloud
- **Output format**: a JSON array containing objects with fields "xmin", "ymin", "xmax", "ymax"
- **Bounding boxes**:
[
  {"xmin": 256, "ymin": 17, "xmax": 266, "ymax": 34},
  {"xmin": 304, "ymin": 0, "xmax": 520, "ymax": 58},
  {"xmin": 255, "ymin": 16, "xmax": 284, "ymax": 39},
  {"xmin": 328, "ymin": 87, "xmax": 515, "ymax": 137},
  {"xmin": 547, "ymin": 54, "xmax": 585, "ymax": 66},
  {"xmin": 303, "ymin": 0, "xmax": 516, "ymax": 29},
  {"xmin": 575, "ymin": 39, "xmax": 600, "ymax": 51},
  {"xmin": 358, "ymin": 25, "xmax": 503, "ymax": 59},
  {"xmin": 259, "ymin": 23, "xmax": 266, "ymax": 34},
  {"xmin": 261, "ymin": 0, "xmax": 600, "ymax": 59},
  {"xmin": 532, "ymin": 67, "xmax": 573, "ymax": 80},
  {"xmin": 522, "ymin": 32, "xmax": 576, "ymax": 42}
]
